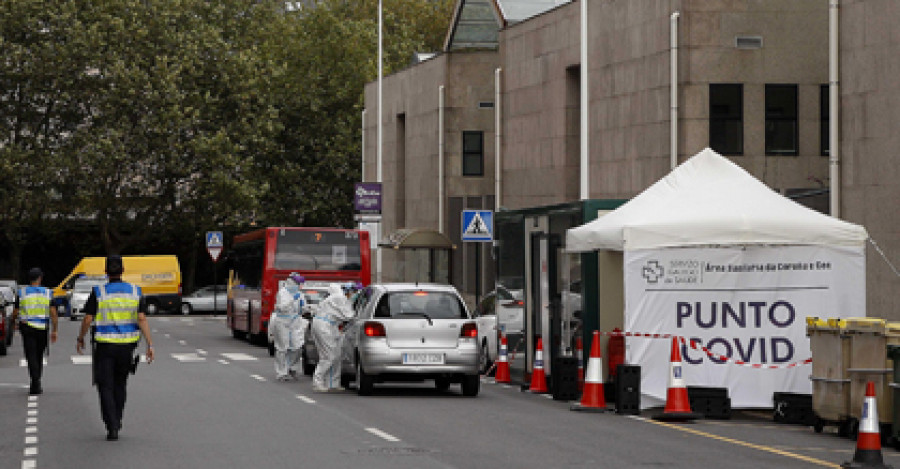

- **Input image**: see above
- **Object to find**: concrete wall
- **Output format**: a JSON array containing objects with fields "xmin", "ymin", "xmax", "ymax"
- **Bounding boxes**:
[
  {"xmin": 840, "ymin": 0, "xmax": 900, "ymax": 319},
  {"xmin": 362, "ymin": 50, "xmax": 499, "ymax": 287},
  {"xmin": 499, "ymin": 0, "xmax": 831, "ymax": 209}
]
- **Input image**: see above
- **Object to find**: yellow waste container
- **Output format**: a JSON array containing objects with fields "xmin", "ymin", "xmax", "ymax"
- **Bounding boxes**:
[
  {"xmin": 808, "ymin": 317, "xmax": 852, "ymax": 434},
  {"xmin": 845, "ymin": 318, "xmax": 892, "ymax": 429}
]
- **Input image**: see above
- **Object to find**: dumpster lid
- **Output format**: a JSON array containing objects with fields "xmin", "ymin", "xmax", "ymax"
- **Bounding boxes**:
[{"xmin": 844, "ymin": 317, "xmax": 886, "ymax": 334}]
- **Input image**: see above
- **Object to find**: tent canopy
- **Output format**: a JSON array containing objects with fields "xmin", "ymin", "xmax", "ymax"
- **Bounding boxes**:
[{"xmin": 566, "ymin": 148, "xmax": 868, "ymax": 252}]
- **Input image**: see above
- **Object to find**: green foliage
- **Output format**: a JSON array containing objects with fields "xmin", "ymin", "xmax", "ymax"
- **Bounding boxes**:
[{"xmin": 0, "ymin": 0, "xmax": 452, "ymax": 281}]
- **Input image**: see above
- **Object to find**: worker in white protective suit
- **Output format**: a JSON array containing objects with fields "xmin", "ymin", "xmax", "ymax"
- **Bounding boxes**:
[
  {"xmin": 269, "ymin": 273, "xmax": 307, "ymax": 381},
  {"xmin": 310, "ymin": 283, "xmax": 358, "ymax": 392}
]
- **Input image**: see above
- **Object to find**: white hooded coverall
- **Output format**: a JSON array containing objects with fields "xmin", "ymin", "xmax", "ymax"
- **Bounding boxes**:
[
  {"xmin": 269, "ymin": 284, "xmax": 307, "ymax": 380},
  {"xmin": 311, "ymin": 284, "xmax": 355, "ymax": 390}
]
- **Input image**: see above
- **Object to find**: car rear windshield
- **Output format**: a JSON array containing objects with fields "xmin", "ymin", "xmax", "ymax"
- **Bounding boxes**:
[{"xmin": 374, "ymin": 291, "xmax": 466, "ymax": 320}]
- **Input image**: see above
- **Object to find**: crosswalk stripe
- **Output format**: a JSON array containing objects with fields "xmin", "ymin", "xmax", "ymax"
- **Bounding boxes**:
[
  {"xmin": 171, "ymin": 353, "xmax": 206, "ymax": 362},
  {"xmin": 19, "ymin": 359, "xmax": 47, "ymax": 367},
  {"xmin": 221, "ymin": 353, "xmax": 257, "ymax": 361},
  {"xmin": 71, "ymin": 356, "xmax": 92, "ymax": 365}
]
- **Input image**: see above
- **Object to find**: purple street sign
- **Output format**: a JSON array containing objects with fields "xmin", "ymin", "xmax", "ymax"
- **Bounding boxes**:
[{"xmin": 354, "ymin": 182, "xmax": 382, "ymax": 214}]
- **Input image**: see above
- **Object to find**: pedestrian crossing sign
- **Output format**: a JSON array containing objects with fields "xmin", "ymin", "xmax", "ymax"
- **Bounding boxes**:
[
  {"xmin": 206, "ymin": 231, "xmax": 224, "ymax": 262},
  {"xmin": 462, "ymin": 210, "xmax": 493, "ymax": 242},
  {"xmin": 206, "ymin": 231, "xmax": 224, "ymax": 248}
]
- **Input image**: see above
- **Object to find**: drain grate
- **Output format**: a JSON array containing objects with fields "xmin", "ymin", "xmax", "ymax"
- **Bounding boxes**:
[{"xmin": 348, "ymin": 447, "xmax": 436, "ymax": 456}]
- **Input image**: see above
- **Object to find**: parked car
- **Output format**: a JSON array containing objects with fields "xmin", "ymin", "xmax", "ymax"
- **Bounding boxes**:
[
  {"xmin": 338, "ymin": 283, "xmax": 481, "ymax": 396},
  {"xmin": 0, "ymin": 284, "xmax": 16, "ymax": 355},
  {"xmin": 473, "ymin": 297, "xmax": 500, "ymax": 374},
  {"xmin": 68, "ymin": 277, "xmax": 108, "ymax": 321},
  {"xmin": 180, "ymin": 285, "xmax": 228, "ymax": 315},
  {"xmin": 298, "ymin": 282, "xmax": 345, "ymax": 366},
  {"xmin": 482, "ymin": 285, "xmax": 524, "ymax": 335}
]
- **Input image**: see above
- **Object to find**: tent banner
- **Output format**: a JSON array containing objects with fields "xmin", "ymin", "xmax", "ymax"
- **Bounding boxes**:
[{"xmin": 624, "ymin": 245, "xmax": 865, "ymax": 409}]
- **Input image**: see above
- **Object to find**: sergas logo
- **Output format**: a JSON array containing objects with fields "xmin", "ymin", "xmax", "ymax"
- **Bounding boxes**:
[{"xmin": 642, "ymin": 260, "xmax": 664, "ymax": 284}]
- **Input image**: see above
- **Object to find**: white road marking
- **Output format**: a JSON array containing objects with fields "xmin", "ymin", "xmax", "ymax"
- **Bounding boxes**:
[
  {"xmin": 71, "ymin": 356, "xmax": 92, "ymax": 365},
  {"xmin": 158, "ymin": 318, "xmax": 171, "ymax": 322},
  {"xmin": 221, "ymin": 353, "xmax": 257, "ymax": 361},
  {"xmin": 24, "ymin": 447, "xmax": 37, "ymax": 457},
  {"xmin": 25, "ymin": 427, "xmax": 37, "ymax": 434},
  {"xmin": 296, "ymin": 395, "xmax": 316, "ymax": 404},
  {"xmin": 178, "ymin": 340, "xmax": 187, "ymax": 346},
  {"xmin": 196, "ymin": 349, "xmax": 207, "ymax": 355},
  {"xmin": 171, "ymin": 353, "xmax": 205, "ymax": 362},
  {"xmin": 27, "ymin": 402, "xmax": 37, "ymax": 408},
  {"xmin": 543, "ymin": 394, "xmax": 553, "ymax": 399},
  {"xmin": 218, "ymin": 360, "xmax": 230, "ymax": 365},
  {"xmin": 164, "ymin": 334, "xmax": 171, "ymax": 338},
  {"xmin": 24, "ymin": 436, "xmax": 37, "ymax": 445},
  {"xmin": 20, "ymin": 358, "xmax": 47, "ymax": 367},
  {"xmin": 26, "ymin": 417, "xmax": 37, "ymax": 425},
  {"xmin": 501, "ymin": 385, "xmax": 512, "ymax": 389},
  {"xmin": 28, "ymin": 396, "xmax": 38, "ymax": 402},
  {"xmin": 27, "ymin": 410, "xmax": 37, "ymax": 417},
  {"xmin": 22, "ymin": 459, "xmax": 36, "ymax": 469},
  {"xmin": 365, "ymin": 427, "xmax": 400, "ymax": 442},
  {"xmin": 251, "ymin": 374, "xmax": 267, "ymax": 382}
]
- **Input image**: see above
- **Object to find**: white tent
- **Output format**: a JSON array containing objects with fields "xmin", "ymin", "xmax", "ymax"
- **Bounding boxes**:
[
  {"xmin": 567, "ymin": 148, "xmax": 868, "ymax": 252},
  {"xmin": 565, "ymin": 148, "xmax": 869, "ymax": 408}
]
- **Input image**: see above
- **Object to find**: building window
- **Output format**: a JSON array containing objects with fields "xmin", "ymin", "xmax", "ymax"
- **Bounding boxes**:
[
  {"xmin": 765, "ymin": 84, "xmax": 799, "ymax": 156},
  {"xmin": 462, "ymin": 131, "xmax": 483, "ymax": 176},
  {"xmin": 709, "ymin": 84, "xmax": 743, "ymax": 155},
  {"xmin": 820, "ymin": 84, "xmax": 829, "ymax": 156}
]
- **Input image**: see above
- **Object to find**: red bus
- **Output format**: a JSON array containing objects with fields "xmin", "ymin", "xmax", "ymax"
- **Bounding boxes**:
[{"xmin": 226, "ymin": 227, "xmax": 371, "ymax": 345}]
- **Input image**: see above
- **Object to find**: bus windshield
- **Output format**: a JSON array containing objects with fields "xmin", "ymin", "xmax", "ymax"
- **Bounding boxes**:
[{"xmin": 274, "ymin": 230, "xmax": 362, "ymax": 271}]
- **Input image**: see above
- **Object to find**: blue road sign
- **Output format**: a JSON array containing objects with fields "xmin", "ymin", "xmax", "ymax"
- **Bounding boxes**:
[
  {"xmin": 206, "ymin": 231, "xmax": 224, "ymax": 248},
  {"xmin": 462, "ymin": 210, "xmax": 493, "ymax": 242}
]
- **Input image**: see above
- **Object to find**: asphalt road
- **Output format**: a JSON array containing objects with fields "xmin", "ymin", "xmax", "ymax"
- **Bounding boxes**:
[{"xmin": 2, "ymin": 315, "xmax": 897, "ymax": 469}]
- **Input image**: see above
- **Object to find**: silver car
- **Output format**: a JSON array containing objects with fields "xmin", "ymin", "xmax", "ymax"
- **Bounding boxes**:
[
  {"xmin": 180, "ymin": 285, "xmax": 228, "ymax": 315},
  {"xmin": 68, "ymin": 278, "xmax": 107, "ymax": 321},
  {"xmin": 339, "ymin": 283, "xmax": 481, "ymax": 396}
]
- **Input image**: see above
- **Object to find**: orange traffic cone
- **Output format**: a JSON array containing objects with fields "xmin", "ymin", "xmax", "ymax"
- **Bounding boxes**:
[
  {"xmin": 843, "ymin": 381, "xmax": 892, "ymax": 468},
  {"xmin": 652, "ymin": 337, "xmax": 700, "ymax": 422},
  {"xmin": 576, "ymin": 336, "xmax": 585, "ymax": 392},
  {"xmin": 529, "ymin": 337, "xmax": 548, "ymax": 393},
  {"xmin": 495, "ymin": 334, "xmax": 511, "ymax": 383},
  {"xmin": 570, "ymin": 331, "xmax": 609, "ymax": 412}
]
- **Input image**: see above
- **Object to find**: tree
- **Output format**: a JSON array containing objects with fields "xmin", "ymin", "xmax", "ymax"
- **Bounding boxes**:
[
  {"xmin": 257, "ymin": 0, "xmax": 453, "ymax": 228},
  {"xmin": 0, "ymin": 0, "xmax": 95, "ymax": 279}
]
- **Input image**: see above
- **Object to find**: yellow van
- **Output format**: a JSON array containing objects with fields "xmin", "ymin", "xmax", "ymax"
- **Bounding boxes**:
[{"xmin": 54, "ymin": 255, "xmax": 182, "ymax": 314}]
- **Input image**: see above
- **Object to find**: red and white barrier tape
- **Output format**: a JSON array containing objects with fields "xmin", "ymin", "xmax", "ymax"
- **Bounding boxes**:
[{"xmin": 588, "ymin": 330, "xmax": 812, "ymax": 370}]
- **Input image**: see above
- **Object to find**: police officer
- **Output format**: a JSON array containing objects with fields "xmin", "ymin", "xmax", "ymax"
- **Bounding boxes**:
[
  {"xmin": 76, "ymin": 255, "xmax": 155, "ymax": 441},
  {"xmin": 11, "ymin": 267, "xmax": 59, "ymax": 395}
]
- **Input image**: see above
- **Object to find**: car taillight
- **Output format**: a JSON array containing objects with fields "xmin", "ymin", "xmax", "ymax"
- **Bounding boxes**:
[
  {"xmin": 460, "ymin": 322, "xmax": 478, "ymax": 338},
  {"xmin": 363, "ymin": 321, "xmax": 386, "ymax": 337},
  {"xmin": 502, "ymin": 300, "xmax": 524, "ymax": 308}
]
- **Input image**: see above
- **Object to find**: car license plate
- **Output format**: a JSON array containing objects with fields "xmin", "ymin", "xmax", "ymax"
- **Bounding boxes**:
[{"xmin": 402, "ymin": 353, "xmax": 444, "ymax": 365}]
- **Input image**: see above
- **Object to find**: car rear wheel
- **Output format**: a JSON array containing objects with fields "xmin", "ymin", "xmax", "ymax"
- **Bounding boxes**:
[
  {"xmin": 462, "ymin": 375, "xmax": 480, "ymax": 397},
  {"xmin": 0, "ymin": 333, "xmax": 6, "ymax": 356},
  {"xmin": 356, "ymin": 358, "xmax": 374, "ymax": 396},
  {"xmin": 181, "ymin": 303, "xmax": 193, "ymax": 315}
]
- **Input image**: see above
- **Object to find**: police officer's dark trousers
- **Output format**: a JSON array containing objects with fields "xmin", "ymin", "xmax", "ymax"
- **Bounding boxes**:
[
  {"xmin": 20, "ymin": 324, "xmax": 48, "ymax": 386},
  {"xmin": 94, "ymin": 343, "xmax": 136, "ymax": 431}
]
